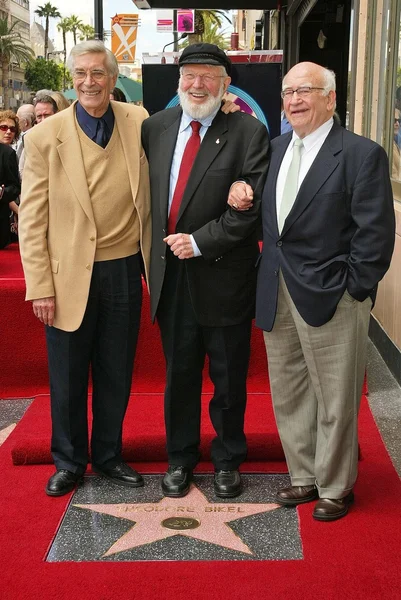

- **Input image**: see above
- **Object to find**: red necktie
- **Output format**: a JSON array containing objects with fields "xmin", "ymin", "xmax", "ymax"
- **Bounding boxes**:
[{"xmin": 167, "ymin": 120, "xmax": 202, "ymax": 235}]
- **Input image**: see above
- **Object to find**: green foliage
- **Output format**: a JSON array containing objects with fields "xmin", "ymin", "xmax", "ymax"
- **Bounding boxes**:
[
  {"xmin": 67, "ymin": 15, "xmax": 83, "ymax": 45},
  {"xmin": 79, "ymin": 24, "xmax": 95, "ymax": 41},
  {"xmin": 188, "ymin": 10, "xmax": 231, "ymax": 45},
  {"xmin": 0, "ymin": 18, "xmax": 34, "ymax": 107},
  {"xmin": 25, "ymin": 57, "xmax": 62, "ymax": 92},
  {"xmin": 181, "ymin": 18, "xmax": 231, "ymax": 50},
  {"xmin": 57, "ymin": 62, "xmax": 72, "ymax": 87}
]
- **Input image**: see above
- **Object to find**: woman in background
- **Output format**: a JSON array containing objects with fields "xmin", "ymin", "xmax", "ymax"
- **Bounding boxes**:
[
  {"xmin": 110, "ymin": 87, "xmax": 127, "ymax": 102},
  {"xmin": 0, "ymin": 110, "xmax": 20, "ymax": 247}
]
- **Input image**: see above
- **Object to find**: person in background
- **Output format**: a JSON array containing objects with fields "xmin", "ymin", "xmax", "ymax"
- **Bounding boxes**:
[
  {"xmin": 228, "ymin": 61, "xmax": 395, "ymax": 521},
  {"xmin": 110, "ymin": 87, "xmax": 127, "ymax": 102},
  {"xmin": 18, "ymin": 41, "xmax": 151, "ymax": 497},
  {"xmin": 33, "ymin": 94, "xmax": 58, "ymax": 123},
  {"xmin": 16, "ymin": 104, "xmax": 35, "ymax": 161},
  {"xmin": 0, "ymin": 115, "xmax": 20, "ymax": 249},
  {"xmin": 0, "ymin": 110, "xmax": 21, "ymax": 239},
  {"xmin": 142, "ymin": 43, "xmax": 269, "ymax": 500},
  {"xmin": 50, "ymin": 91, "xmax": 71, "ymax": 111}
]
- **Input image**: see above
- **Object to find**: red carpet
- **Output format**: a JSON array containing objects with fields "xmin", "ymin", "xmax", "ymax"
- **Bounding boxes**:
[
  {"xmin": 1, "ymin": 396, "xmax": 400, "ymax": 600},
  {"xmin": 9, "ymin": 392, "xmax": 285, "ymax": 466},
  {"xmin": 0, "ymin": 244, "xmax": 269, "ymax": 398}
]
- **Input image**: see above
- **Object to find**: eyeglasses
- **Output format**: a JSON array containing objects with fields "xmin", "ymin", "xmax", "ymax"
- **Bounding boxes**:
[
  {"xmin": 182, "ymin": 73, "xmax": 226, "ymax": 84},
  {"xmin": 72, "ymin": 69, "xmax": 108, "ymax": 81},
  {"xmin": 0, "ymin": 124, "xmax": 16, "ymax": 133},
  {"xmin": 395, "ymin": 118, "xmax": 401, "ymax": 125},
  {"xmin": 281, "ymin": 86, "xmax": 325, "ymax": 99}
]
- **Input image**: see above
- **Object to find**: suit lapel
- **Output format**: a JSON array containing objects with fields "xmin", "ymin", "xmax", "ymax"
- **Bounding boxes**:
[
  {"xmin": 113, "ymin": 101, "xmax": 140, "ymax": 204},
  {"xmin": 159, "ymin": 108, "xmax": 181, "ymax": 227},
  {"xmin": 177, "ymin": 110, "xmax": 228, "ymax": 223},
  {"xmin": 56, "ymin": 102, "xmax": 94, "ymax": 224},
  {"xmin": 281, "ymin": 123, "xmax": 343, "ymax": 235}
]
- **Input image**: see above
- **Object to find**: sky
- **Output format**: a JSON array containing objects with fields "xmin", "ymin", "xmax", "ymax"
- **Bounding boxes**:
[{"xmin": 30, "ymin": 1, "xmax": 234, "ymax": 62}]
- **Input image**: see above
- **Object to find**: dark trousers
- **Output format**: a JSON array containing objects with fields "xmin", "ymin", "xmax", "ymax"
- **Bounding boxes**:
[
  {"xmin": 46, "ymin": 254, "xmax": 142, "ymax": 474},
  {"xmin": 157, "ymin": 254, "xmax": 251, "ymax": 471}
]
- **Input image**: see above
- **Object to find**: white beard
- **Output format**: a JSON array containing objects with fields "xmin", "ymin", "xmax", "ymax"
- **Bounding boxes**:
[{"xmin": 178, "ymin": 82, "xmax": 224, "ymax": 120}]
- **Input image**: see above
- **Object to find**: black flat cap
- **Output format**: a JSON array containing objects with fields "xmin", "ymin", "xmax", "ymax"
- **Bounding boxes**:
[{"xmin": 179, "ymin": 43, "xmax": 232, "ymax": 76}]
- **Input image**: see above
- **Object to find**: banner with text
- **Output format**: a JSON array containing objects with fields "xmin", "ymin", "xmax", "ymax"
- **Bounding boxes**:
[{"xmin": 111, "ymin": 14, "xmax": 139, "ymax": 63}]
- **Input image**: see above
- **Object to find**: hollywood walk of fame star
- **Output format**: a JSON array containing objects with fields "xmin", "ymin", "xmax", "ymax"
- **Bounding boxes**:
[{"xmin": 74, "ymin": 484, "xmax": 280, "ymax": 557}]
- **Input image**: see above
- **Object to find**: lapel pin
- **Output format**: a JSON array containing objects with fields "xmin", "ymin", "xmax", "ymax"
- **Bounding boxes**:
[{"xmin": 216, "ymin": 138, "xmax": 220, "ymax": 144}]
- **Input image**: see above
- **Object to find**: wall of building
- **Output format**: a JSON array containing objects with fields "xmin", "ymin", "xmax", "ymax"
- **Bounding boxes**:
[{"xmin": 347, "ymin": 0, "xmax": 401, "ymax": 373}]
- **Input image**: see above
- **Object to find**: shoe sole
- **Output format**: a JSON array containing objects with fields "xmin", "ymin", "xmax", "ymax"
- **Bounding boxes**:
[
  {"xmin": 276, "ymin": 492, "xmax": 319, "ymax": 507},
  {"xmin": 92, "ymin": 469, "xmax": 144, "ymax": 488}
]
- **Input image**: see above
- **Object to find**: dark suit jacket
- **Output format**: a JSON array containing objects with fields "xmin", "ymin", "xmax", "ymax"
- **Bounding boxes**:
[
  {"xmin": 0, "ymin": 144, "xmax": 20, "ymax": 249},
  {"xmin": 256, "ymin": 122, "xmax": 395, "ymax": 331},
  {"xmin": 142, "ymin": 106, "xmax": 270, "ymax": 326}
]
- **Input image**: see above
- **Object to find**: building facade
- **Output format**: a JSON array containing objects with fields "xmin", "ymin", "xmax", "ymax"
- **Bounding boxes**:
[{"xmin": 0, "ymin": 0, "xmax": 31, "ymax": 107}]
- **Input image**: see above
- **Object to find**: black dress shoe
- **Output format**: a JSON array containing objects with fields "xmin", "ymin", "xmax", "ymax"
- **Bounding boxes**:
[
  {"xmin": 92, "ymin": 461, "xmax": 144, "ymax": 488},
  {"xmin": 214, "ymin": 470, "xmax": 242, "ymax": 498},
  {"xmin": 276, "ymin": 485, "xmax": 318, "ymax": 506},
  {"xmin": 45, "ymin": 469, "xmax": 82, "ymax": 497},
  {"xmin": 313, "ymin": 491, "xmax": 354, "ymax": 522},
  {"xmin": 162, "ymin": 465, "xmax": 192, "ymax": 497}
]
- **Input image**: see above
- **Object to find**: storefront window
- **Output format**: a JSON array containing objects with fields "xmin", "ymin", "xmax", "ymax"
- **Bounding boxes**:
[{"xmin": 391, "ymin": 5, "xmax": 401, "ymax": 182}]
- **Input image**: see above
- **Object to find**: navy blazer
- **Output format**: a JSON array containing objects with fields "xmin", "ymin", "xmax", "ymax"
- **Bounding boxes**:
[{"xmin": 256, "ymin": 122, "xmax": 395, "ymax": 331}]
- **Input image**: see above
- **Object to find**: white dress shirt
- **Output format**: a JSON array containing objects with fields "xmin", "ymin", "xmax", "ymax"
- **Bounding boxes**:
[
  {"xmin": 169, "ymin": 107, "xmax": 220, "ymax": 256},
  {"xmin": 276, "ymin": 117, "xmax": 334, "ymax": 223}
]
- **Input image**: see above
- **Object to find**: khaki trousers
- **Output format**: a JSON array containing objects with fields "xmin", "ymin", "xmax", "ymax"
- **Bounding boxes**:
[{"xmin": 263, "ymin": 273, "xmax": 371, "ymax": 499}]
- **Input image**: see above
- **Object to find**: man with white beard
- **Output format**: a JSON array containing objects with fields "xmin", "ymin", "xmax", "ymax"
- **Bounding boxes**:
[{"xmin": 142, "ymin": 44, "xmax": 270, "ymax": 499}]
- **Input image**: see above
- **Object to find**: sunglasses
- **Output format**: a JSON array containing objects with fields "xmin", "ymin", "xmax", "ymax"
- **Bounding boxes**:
[
  {"xmin": 0, "ymin": 124, "xmax": 16, "ymax": 133},
  {"xmin": 395, "ymin": 118, "xmax": 401, "ymax": 125}
]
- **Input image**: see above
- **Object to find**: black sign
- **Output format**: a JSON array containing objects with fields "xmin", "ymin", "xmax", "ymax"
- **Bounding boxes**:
[{"xmin": 142, "ymin": 62, "xmax": 282, "ymax": 140}]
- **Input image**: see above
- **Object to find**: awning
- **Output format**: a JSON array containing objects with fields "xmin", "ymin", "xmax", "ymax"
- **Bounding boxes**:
[{"xmin": 133, "ymin": 1, "xmax": 279, "ymax": 9}]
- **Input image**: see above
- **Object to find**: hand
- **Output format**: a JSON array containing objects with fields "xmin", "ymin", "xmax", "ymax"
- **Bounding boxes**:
[
  {"xmin": 228, "ymin": 182, "xmax": 254, "ymax": 211},
  {"xmin": 163, "ymin": 233, "xmax": 194, "ymax": 259},
  {"xmin": 221, "ymin": 98, "xmax": 241, "ymax": 114},
  {"xmin": 32, "ymin": 297, "xmax": 55, "ymax": 326}
]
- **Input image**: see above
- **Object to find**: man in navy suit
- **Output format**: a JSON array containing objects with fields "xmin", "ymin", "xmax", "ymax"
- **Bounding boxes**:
[{"xmin": 229, "ymin": 62, "xmax": 395, "ymax": 521}]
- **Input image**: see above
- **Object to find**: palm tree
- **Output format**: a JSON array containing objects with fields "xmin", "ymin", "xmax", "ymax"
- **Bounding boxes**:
[
  {"xmin": 67, "ymin": 15, "xmax": 83, "ymax": 46},
  {"xmin": 0, "ymin": 18, "xmax": 34, "ymax": 108},
  {"xmin": 78, "ymin": 24, "xmax": 95, "ymax": 41},
  {"xmin": 57, "ymin": 17, "xmax": 70, "ymax": 91},
  {"xmin": 182, "ymin": 16, "xmax": 231, "ymax": 50},
  {"xmin": 188, "ymin": 10, "xmax": 231, "ymax": 45},
  {"xmin": 34, "ymin": 3, "xmax": 61, "ymax": 60}
]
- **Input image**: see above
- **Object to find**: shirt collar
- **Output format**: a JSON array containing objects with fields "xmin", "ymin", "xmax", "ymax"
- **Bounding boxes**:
[
  {"xmin": 76, "ymin": 102, "xmax": 114, "ymax": 136},
  {"xmin": 291, "ymin": 117, "xmax": 334, "ymax": 152},
  {"xmin": 180, "ymin": 105, "xmax": 221, "ymax": 134}
]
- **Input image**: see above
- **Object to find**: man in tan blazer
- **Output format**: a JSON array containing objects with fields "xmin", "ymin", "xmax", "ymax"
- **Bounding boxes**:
[{"xmin": 19, "ymin": 41, "xmax": 151, "ymax": 497}]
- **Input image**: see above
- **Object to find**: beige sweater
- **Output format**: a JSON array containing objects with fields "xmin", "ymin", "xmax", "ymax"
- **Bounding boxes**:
[{"xmin": 77, "ymin": 121, "xmax": 140, "ymax": 262}]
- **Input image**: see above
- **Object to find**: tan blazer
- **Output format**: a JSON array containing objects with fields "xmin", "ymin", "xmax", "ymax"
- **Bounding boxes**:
[{"xmin": 19, "ymin": 100, "xmax": 151, "ymax": 332}]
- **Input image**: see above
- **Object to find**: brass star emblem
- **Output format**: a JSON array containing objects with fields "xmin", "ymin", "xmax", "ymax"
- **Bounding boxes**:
[{"xmin": 74, "ymin": 484, "xmax": 280, "ymax": 557}]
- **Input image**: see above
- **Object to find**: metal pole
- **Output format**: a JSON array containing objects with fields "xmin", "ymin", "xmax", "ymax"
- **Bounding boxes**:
[{"xmin": 94, "ymin": 0, "xmax": 104, "ymax": 41}]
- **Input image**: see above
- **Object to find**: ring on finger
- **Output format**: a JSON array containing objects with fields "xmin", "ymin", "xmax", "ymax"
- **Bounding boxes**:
[{"xmin": 233, "ymin": 202, "xmax": 239, "ymax": 209}]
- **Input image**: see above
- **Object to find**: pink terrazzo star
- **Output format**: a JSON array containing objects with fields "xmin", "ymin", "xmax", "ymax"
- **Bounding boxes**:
[{"xmin": 74, "ymin": 484, "xmax": 280, "ymax": 557}]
